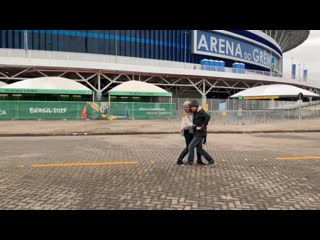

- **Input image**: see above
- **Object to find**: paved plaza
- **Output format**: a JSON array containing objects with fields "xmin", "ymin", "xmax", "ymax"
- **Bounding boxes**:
[{"xmin": 1, "ymin": 132, "xmax": 320, "ymax": 209}]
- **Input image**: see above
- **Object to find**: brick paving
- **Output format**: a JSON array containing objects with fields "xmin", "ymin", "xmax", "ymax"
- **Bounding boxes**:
[{"xmin": 0, "ymin": 133, "xmax": 320, "ymax": 209}]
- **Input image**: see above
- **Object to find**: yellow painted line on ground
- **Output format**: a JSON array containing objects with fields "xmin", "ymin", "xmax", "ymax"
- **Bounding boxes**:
[
  {"xmin": 32, "ymin": 161, "xmax": 137, "ymax": 168},
  {"xmin": 276, "ymin": 156, "xmax": 320, "ymax": 160}
]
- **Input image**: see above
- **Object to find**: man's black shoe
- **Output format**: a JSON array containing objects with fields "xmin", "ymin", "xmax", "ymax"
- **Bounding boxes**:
[
  {"xmin": 207, "ymin": 161, "xmax": 216, "ymax": 167},
  {"xmin": 177, "ymin": 160, "xmax": 184, "ymax": 165},
  {"xmin": 184, "ymin": 162, "xmax": 193, "ymax": 166}
]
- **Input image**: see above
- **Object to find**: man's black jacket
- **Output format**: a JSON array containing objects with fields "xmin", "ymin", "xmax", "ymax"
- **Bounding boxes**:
[{"xmin": 193, "ymin": 108, "xmax": 210, "ymax": 137}]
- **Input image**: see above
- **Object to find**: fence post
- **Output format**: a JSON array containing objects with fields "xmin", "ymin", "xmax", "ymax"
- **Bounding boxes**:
[{"xmin": 16, "ymin": 101, "xmax": 19, "ymax": 120}]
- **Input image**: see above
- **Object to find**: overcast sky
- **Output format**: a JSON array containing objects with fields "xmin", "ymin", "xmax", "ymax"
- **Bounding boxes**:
[{"xmin": 283, "ymin": 30, "xmax": 320, "ymax": 81}]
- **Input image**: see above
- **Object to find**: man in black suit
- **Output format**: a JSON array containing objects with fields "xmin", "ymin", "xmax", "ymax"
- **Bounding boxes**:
[{"xmin": 186, "ymin": 100, "xmax": 216, "ymax": 166}]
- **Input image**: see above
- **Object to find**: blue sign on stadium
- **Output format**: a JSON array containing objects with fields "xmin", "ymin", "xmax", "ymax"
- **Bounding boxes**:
[
  {"xmin": 303, "ymin": 69, "xmax": 307, "ymax": 81},
  {"xmin": 193, "ymin": 30, "xmax": 280, "ymax": 69},
  {"xmin": 292, "ymin": 64, "xmax": 296, "ymax": 79}
]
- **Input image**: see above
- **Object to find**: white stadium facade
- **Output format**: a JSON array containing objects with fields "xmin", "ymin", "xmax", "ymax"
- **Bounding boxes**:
[{"xmin": 0, "ymin": 30, "xmax": 317, "ymax": 104}]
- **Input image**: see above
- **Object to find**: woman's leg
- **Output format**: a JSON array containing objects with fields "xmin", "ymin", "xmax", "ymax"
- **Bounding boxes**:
[
  {"xmin": 189, "ymin": 134, "xmax": 203, "ymax": 164},
  {"xmin": 177, "ymin": 130, "xmax": 190, "ymax": 164}
]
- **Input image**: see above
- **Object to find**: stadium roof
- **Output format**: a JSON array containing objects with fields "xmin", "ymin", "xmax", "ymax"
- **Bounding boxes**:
[
  {"xmin": 0, "ymin": 77, "xmax": 92, "ymax": 95},
  {"xmin": 108, "ymin": 80, "xmax": 172, "ymax": 97},
  {"xmin": 262, "ymin": 30, "xmax": 310, "ymax": 52},
  {"xmin": 230, "ymin": 84, "xmax": 320, "ymax": 99}
]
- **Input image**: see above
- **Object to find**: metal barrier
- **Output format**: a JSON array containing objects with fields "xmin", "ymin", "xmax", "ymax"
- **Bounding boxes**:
[
  {"xmin": 220, "ymin": 109, "xmax": 320, "ymax": 124},
  {"xmin": 175, "ymin": 108, "xmax": 320, "ymax": 125},
  {"xmin": 171, "ymin": 98, "xmax": 320, "ymax": 111},
  {"xmin": 0, "ymin": 101, "xmax": 176, "ymax": 120}
]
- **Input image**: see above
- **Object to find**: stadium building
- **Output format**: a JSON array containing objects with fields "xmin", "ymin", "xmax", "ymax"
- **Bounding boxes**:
[{"xmin": 0, "ymin": 30, "xmax": 318, "ymax": 105}]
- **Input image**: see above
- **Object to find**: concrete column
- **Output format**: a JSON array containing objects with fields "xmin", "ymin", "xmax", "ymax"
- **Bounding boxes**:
[
  {"xmin": 201, "ymin": 94, "xmax": 207, "ymax": 108},
  {"xmin": 270, "ymin": 99, "xmax": 275, "ymax": 109},
  {"xmin": 96, "ymin": 92, "xmax": 102, "ymax": 102},
  {"xmin": 96, "ymin": 72, "xmax": 102, "ymax": 101},
  {"xmin": 98, "ymin": 72, "xmax": 101, "ymax": 91}
]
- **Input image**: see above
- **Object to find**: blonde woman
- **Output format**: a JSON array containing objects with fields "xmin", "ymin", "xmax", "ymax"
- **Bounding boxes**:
[{"xmin": 177, "ymin": 101, "xmax": 203, "ymax": 165}]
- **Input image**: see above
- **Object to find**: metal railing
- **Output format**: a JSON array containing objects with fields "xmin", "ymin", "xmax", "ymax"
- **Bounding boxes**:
[
  {"xmin": 174, "ymin": 108, "xmax": 320, "ymax": 125},
  {"xmin": 171, "ymin": 98, "xmax": 320, "ymax": 111},
  {"xmin": 210, "ymin": 109, "xmax": 320, "ymax": 124}
]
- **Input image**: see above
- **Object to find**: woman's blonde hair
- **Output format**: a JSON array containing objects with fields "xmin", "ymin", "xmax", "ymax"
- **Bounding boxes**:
[
  {"xmin": 183, "ymin": 100, "xmax": 191, "ymax": 107},
  {"xmin": 182, "ymin": 100, "xmax": 191, "ymax": 116}
]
